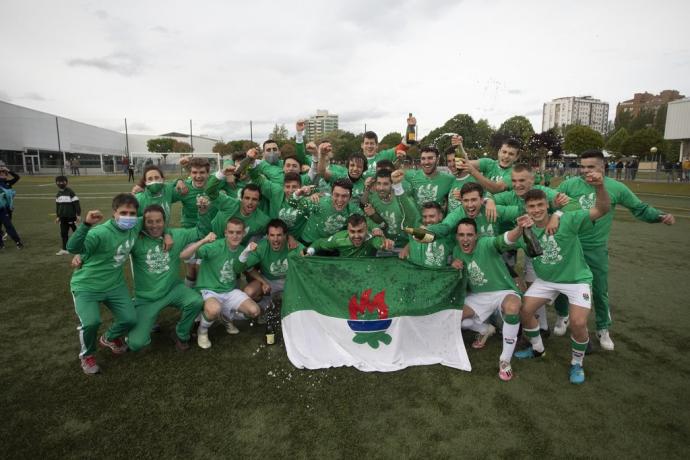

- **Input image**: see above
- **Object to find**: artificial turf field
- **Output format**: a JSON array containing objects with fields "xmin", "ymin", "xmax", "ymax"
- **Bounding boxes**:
[{"xmin": 2, "ymin": 174, "xmax": 689, "ymax": 459}]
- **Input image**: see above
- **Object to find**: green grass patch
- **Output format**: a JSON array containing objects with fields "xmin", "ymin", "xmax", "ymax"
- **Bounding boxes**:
[{"xmin": 2, "ymin": 175, "xmax": 690, "ymax": 458}]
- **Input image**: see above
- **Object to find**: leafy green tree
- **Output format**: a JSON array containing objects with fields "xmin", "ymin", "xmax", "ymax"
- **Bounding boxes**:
[
  {"xmin": 614, "ymin": 109, "xmax": 633, "ymax": 132},
  {"xmin": 269, "ymin": 124, "xmax": 289, "ymax": 144},
  {"xmin": 146, "ymin": 138, "xmax": 175, "ymax": 153},
  {"xmin": 172, "ymin": 141, "xmax": 192, "ymax": 153},
  {"xmin": 213, "ymin": 141, "xmax": 232, "ymax": 156},
  {"xmin": 629, "ymin": 110, "xmax": 655, "ymax": 132},
  {"xmin": 421, "ymin": 114, "xmax": 478, "ymax": 157},
  {"xmin": 527, "ymin": 128, "xmax": 563, "ymax": 157},
  {"xmin": 379, "ymin": 132, "xmax": 402, "ymax": 150},
  {"xmin": 563, "ymin": 125, "xmax": 604, "ymax": 155},
  {"xmin": 490, "ymin": 116, "xmax": 535, "ymax": 150},
  {"xmin": 621, "ymin": 127, "xmax": 663, "ymax": 158},
  {"xmin": 605, "ymin": 128, "xmax": 629, "ymax": 155},
  {"xmin": 474, "ymin": 119, "xmax": 495, "ymax": 153}
]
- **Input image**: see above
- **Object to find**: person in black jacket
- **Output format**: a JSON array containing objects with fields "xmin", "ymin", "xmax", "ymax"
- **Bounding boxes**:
[
  {"xmin": 55, "ymin": 175, "xmax": 81, "ymax": 255},
  {"xmin": 0, "ymin": 165, "xmax": 21, "ymax": 246}
]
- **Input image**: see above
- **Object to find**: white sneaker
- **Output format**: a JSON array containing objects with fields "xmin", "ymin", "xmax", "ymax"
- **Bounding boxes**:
[
  {"xmin": 56, "ymin": 249, "xmax": 70, "ymax": 255},
  {"xmin": 553, "ymin": 316, "xmax": 569, "ymax": 336},
  {"xmin": 597, "ymin": 329, "xmax": 615, "ymax": 351},
  {"xmin": 197, "ymin": 331, "xmax": 212, "ymax": 349},
  {"xmin": 224, "ymin": 320, "xmax": 240, "ymax": 335}
]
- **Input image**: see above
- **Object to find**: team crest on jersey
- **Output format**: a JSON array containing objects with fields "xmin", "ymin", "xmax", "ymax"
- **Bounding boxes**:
[
  {"xmin": 278, "ymin": 207, "xmax": 299, "ymax": 227},
  {"xmin": 490, "ymin": 176, "xmax": 505, "ymax": 183},
  {"xmin": 539, "ymin": 235, "xmax": 563, "ymax": 264},
  {"xmin": 269, "ymin": 259, "xmax": 289, "ymax": 276},
  {"xmin": 424, "ymin": 242, "xmax": 446, "ymax": 267},
  {"xmin": 448, "ymin": 197, "xmax": 461, "ymax": 212},
  {"xmin": 112, "ymin": 238, "xmax": 135, "ymax": 267},
  {"xmin": 416, "ymin": 184, "xmax": 439, "ymax": 204},
  {"xmin": 219, "ymin": 259, "xmax": 235, "ymax": 284},
  {"xmin": 145, "ymin": 245, "xmax": 170, "ymax": 274},
  {"xmin": 579, "ymin": 193, "xmax": 595, "ymax": 210},
  {"xmin": 324, "ymin": 214, "xmax": 347, "ymax": 234},
  {"xmin": 468, "ymin": 260, "xmax": 488, "ymax": 287},
  {"xmin": 381, "ymin": 210, "xmax": 399, "ymax": 234},
  {"xmin": 479, "ymin": 224, "xmax": 495, "ymax": 237}
]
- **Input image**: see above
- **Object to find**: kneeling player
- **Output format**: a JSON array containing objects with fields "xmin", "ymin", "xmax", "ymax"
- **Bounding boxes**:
[
  {"xmin": 451, "ymin": 218, "xmax": 523, "ymax": 381},
  {"xmin": 514, "ymin": 170, "xmax": 610, "ymax": 384},
  {"xmin": 180, "ymin": 218, "xmax": 261, "ymax": 349}
]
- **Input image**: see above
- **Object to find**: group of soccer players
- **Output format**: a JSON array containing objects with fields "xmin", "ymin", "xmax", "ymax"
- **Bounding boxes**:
[{"xmin": 66, "ymin": 115, "xmax": 676, "ymax": 384}]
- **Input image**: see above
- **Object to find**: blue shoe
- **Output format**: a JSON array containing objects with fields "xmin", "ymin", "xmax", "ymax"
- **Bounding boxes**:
[
  {"xmin": 569, "ymin": 364, "xmax": 585, "ymax": 384},
  {"xmin": 514, "ymin": 346, "xmax": 545, "ymax": 359}
]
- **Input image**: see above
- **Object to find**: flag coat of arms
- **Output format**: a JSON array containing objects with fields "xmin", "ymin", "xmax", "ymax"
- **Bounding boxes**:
[{"xmin": 282, "ymin": 255, "xmax": 471, "ymax": 372}]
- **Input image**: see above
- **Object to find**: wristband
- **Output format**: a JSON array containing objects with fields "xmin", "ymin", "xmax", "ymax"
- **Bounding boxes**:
[
  {"xmin": 306, "ymin": 247, "xmax": 315, "ymax": 256},
  {"xmin": 392, "ymin": 183, "xmax": 405, "ymax": 196},
  {"xmin": 554, "ymin": 210, "xmax": 564, "ymax": 217},
  {"xmin": 296, "ymin": 132, "xmax": 304, "ymax": 143},
  {"xmin": 215, "ymin": 170, "xmax": 225, "ymax": 180}
]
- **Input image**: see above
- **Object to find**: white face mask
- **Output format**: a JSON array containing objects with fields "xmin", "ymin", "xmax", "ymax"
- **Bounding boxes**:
[
  {"xmin": 264, "ymin": 152, "xmax": 280, "ymax": 165},
  {"xmin": 116, "ymin": 215, "xmax": 138, "ymax": 230}
]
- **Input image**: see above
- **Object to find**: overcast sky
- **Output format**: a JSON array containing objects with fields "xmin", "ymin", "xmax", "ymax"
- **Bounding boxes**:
[{"xmin": 1, "ymin": 0, "xmax": 689, "ymax": 146}]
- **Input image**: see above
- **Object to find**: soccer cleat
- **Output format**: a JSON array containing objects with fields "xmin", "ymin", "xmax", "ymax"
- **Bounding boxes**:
[
  {"xmin": 471, "ymin": 324, "xmax": 496, "ymax": 349},
  {"xmin": 80, "ymin": 355, "xmax": 101, "ymax": 375},
  {"xmin": 514, "ymin": 346, "xmax": 546, "ymax": 359},
  {"xmin": 16, "ymin": 242, "xmax": 24, "ymax": 249},
  {"xmin": 56, "ymin": 249, "xmax": 70, "ymax": 255},
  {"xmin": 98, "ymin": 335, "xmax": 128, "ymax": 354},
  {"xmin": 553, "ymin": 316, "xmax": 569, "ymax": 336},
  {"xmin": 171, "ymin": 331, "xmax": 190, "ymax": 352},
  {"xmin": 569, "ymin": 364, "xmax": 586, "ymax": 384},
  {"xmin": 197, "ymin": 331, "xmax": 212, "ymax": 349},
  {"xmin": 597, "ymin": 329, "xmax": 614, "ymax": 350},
  {"xmin": 498, "ymin": 361, "xmax": 513, "ymax": 381},
  {"xmin": 223, "ymin": 320, "xmax": 240, "ymax": 335}
]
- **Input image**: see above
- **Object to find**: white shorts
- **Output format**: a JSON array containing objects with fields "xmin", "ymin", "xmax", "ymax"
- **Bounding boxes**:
[
  {"xmin": 524, "ymin": 278, "xmax": 592, "ymax": 309},
  {"xmin": 200, "ymin": 289, "xmax": 250, "ymax": 317},
  {"xmin": 524, "ymin": 257, "xmax": 537, "ymax": 283},
  {"xmin": 465, "ymin": 290, "xmax": 520, "ymax": 322}
]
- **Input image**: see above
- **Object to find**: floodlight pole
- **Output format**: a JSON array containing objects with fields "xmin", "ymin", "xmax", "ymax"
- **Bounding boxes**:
[
  {"xmin": 190, "ymin": 119, "xmax": 194, "ymax": 153},
  {"xmin": 125, "ymin": 118, "xmax": 131, "ymax": 161},
  {"xmin": 55, "ymin": 117, "xmax": 65, "ymax": 173}
]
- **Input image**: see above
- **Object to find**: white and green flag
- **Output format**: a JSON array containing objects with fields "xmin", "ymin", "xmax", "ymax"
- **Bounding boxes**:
[{"xmin": 282, "ymin": 255, "xmax": 470, "ymax": 372}]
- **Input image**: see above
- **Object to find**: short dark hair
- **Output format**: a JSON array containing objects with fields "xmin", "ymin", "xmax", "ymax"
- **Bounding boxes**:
[
  {"xmin": 460, "ymin": 182, "xmax": 484, "ymax": 198},
  {"xmin": 420, "ymin": 146, "xmax": 439, "ymax": 156},
  {"xmin": 376, "ymin": 159, "xmax": 394, "ymax": 172},
  {"xmin": 363, "ymin": 131, "xmax": 378, "ymax": 143},
  {"xmin": 421, "ymin": 202, "xmax": 443, "ymax": 213},
  {"xmin": 226, "ymin": 217, "xmax": 245, "ymax": 229},
  {"xmin": 188, "ymin": 157, "xmax": 210, "ymax": 171},
  {"xmin": 332, "ymin": 178, "xmax": 353, "ymax": 194},
  {"xmin": 263, "ymin": 139, "xmax": 279, "ymax": 149},
  {"xmin": 283, "ymin": 172, "xmax": 301, "ymax": 184},
  {"xmin": 241, "ymin": 183, "xmax": 261, "ymax": 199},
  {"xmin": 375, "ymin": 169, "xmax": 392, "ymax": 180},
  {"xmin": 512, "ymin": 163, "xmax": 533, "ymax": 174},
  {"xmin": 348, "ymin": 152, "xmax": 368, "ymax": 172},
  {"xmin": 55, "ymin": 175, "xmax": 68, "ymax": 183},
  {"xmin": 267, "ymin": 218, "xmax": 288, "ymax": 234},
  {"xmin": 283, "ymin": 155, "xmax": 302, "ymax": 166},
  {"xmin": 112, "ymin": 193, "xmax": 139, "ymax": 211},
  {"xmin": 138, "ymin": 165, "xmax": 165, "ymax": 188},
  {"xmin": 581, "ymin": 149, "xmax": 605, "ymax": 161},
  {"xmin": 143, "ymin": 204, "xmax": 166, "ymax": 220},
  {"xmin": 502, "ymin": 138, "xmax": 522, "ymax": 150},
  {"xmin": 347, "ymin": 214, "xmax": 366, "ymax": 227},
  {"xmin": 524, "ymin": 189, "xmax": 547, "ymax": 203},
  {"xmin": 444, "ymin": 146, "xmax": 457, "ymax": 156},
  {"xmin": 457, "ymin": 217, "xmax": 477, "ymax": 233},
  {"xmin": 232, "ymin": 151, "xmax": 246, "ymax": 162}
]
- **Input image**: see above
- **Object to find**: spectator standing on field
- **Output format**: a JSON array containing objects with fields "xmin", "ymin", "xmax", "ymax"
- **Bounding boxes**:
[{"xmin": 55, "ymin": 175, "xmax": 81, "ymax": 255}]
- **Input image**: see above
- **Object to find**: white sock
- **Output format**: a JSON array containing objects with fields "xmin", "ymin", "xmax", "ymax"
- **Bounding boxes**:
[
  {"xmin": 571, "ymin": 336, "xmax": 588, "ymax": 366},
  {"xmin": 198, "ymin": 313, "xmax": 214, "ymax": 333},
  {"xmin": 535, "ymin": 305, "xmax": 548, "ymax": 330},
  {"xmin": 525, "ymin": 326, "xmax": 545, "ymax": 353},
  {"xmin": 462, "ymin": 318, "xmax": 489, "ymax": 334},
  {"xmin": 499, "ymin": 321, "xmax": 520, "ymax": 363}
]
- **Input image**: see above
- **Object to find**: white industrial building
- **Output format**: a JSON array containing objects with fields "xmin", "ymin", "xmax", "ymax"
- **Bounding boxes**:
[
  {"xmin": 542, "ymin": 96, "xmax": 609, "ymax": 134},
  {"xmin": 0, "ymin": 100, "xmax": 220, "ymax": 175},
  {"xmin": 664, "ymin": 98, "xmax": 690, "ymax": 162}
]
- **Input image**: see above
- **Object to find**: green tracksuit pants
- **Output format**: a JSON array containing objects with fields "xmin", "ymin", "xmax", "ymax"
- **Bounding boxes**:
[
  {"xmin": 555, "ymin": 245, "xmax": 610, "ymax": 330},
  {"xmin": 72, "ymin": 285, "xmax": 137, "ymax": 358},
  {"xmin": 127, "ymin": 283, "xmax": 203, "ymax": 351}
]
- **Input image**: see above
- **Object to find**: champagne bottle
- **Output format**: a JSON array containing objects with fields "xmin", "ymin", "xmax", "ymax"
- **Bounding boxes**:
[
  {"xmin": 233, "ymin": 155, "xmax": 253, "ymax": 179},
  {"xmin": 265, "ymin": 322, "xmax": 276, "ymax": 345},
  {"xmin": 522, "ymin": 226, "xmax": 543, "ymax": 257},
  {"xmin": 406, "ymin": 113, "xmax": 417, "ymax": 145},
  {"xmin": 404, "ymin": 227, "xmax": 435, "ymax": 243}
]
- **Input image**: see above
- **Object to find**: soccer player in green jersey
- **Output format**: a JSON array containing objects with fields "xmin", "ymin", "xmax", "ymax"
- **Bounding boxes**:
[
  {"xmin": 316, "ymin": 142, "xmax": 368, "ymax": 202},
  {"xmin": 452, "ymin": 135, "xmax": 521, "ymax": 193},
  {"xmin": 180, "ymin": 218, "xmax": 261, "ymax": 349},
  {"xmin": 399, "ymin": 202, "xmax": 455, "ymax": 268},
  {"xmin": 306, "ymin": 214, "xmax": 394, "ymax": 257},
  {"xmin": 551, "ymin": 150, "xmax": 675, "ymax": 350},
  {"xmin": 513, "ymin": 170, "xmax": 610, "ymax": 384},
  {"xmin": 133, "ymin": 165, "xmax": 184, "ymax": 224},
  {"xmin": 206, "ymin": 182, "xmax": 271, "ymax": 245},
  {"xmin": 66, "ymin": 194, "xmax": 143, "ymax": 375},
  {"xmin": 443, "ymin": 146, "xmax": 477, "ymax": 213},
  {"xmin": 451, "ymin": 217, "xmax": 524, "ymax": 381},
  {"xmin": 126, "ymin": 204, "xmax": 207, "ymax": 353},
  {"xmin": 404, "ymin": 146, "xmax": 456, "ymax": 208},
  {"xmin": 248, "ymin": 168, "xmax": 307, "ymax": 238}
]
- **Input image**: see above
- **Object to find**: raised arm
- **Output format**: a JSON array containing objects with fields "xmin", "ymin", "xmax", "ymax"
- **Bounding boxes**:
[
  {"xmin": 179, "ymin": 232, "xmax": 216, "ymax": 260},
  {"xmin": 586, "ymin": 171, "xmax": 610, "ymax": 222}
]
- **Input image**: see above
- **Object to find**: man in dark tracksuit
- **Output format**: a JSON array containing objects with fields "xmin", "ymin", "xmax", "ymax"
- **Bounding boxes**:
[{"xmin": 55, "ymin": 175, "xmax": 81, "ymax": 255}]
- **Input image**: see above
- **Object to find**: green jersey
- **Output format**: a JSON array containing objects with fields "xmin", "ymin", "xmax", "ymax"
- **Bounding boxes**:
[
  {"xmin": 68, "ymin": 219, "xmax": 143, "ymax": 292},
  {"xmin": 517, "ymin": 210, "xmax": 594, "ymax": 285},
  {"xmin": 493, "ymin": 185, "xmax": 560, "ymax": 213},
  {"xmin": 362, "ymin": 147, "xmax": 399, "ymax": 177},
  {"xmin": 404, "ymin": 169, "xmax": 456, "ymax": 207},
  {"xmin": 209, "ymin": 194, "xmax": 271, "ymax": 245},
  {"xmin": 195, "ymin": 239, "xmax": 245, "ymax": 292},
  {"xmin": 407, "ymin": 235, "xmax": 455, "ymax": 268},
  {"xmin": 557, "ymin": 176, "xmax": 662, "ymax": 248},
  {"xmin": 310, "ymin": 230, "xmax": 385, "ymax": 257},
  {"xmin": 367, "ymin": 191, "xmax": 420, "ymax": 248},
  {"xmin": 178, "ymin": 178, "xmax": 221, "ymax": 228},
  {"xmin": 478, "ymin": 158, "xmax": 513, "ymax": 190},
  {"xmin": 453, "ymin": 235, "xmax": 518, "ymax": 293},
  {"xmin": 447, "ymin": 175, "xmax": 477, "ymax": 213},
  {"xmin": 427, "ymin": 205, "xmax": 521, "ymax": 239},
  {"xmin": 130, "ymin": 226, "xmax": 202, "ymax": 301},
  {"xmin": 242, "ymin": 239, "xmax": 304, "ymax": 280},
  {"xmin": 289, "ymin": 195, "xmax": 362, "ymax": 243},
  {"xmin": 328, "ymin": 167, "xmax": 366, "ymax": 201},
  {"xmin": 134, "ymin": 182, "xmax": 181, "ymax": 224},
  {"xmin": 249, "ymin": 168, "xmax": 307, "ymax": 237}
]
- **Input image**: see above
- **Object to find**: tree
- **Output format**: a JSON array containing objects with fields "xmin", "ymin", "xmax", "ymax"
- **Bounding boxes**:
[
  {"xmin": 172, "ymin": 141, "xmax": 192, "ymax": 153},
  {"xmin": 379, "ymin": 132, "xmax": 402, "ymax": 150},
  {"xmin": 146, "ymin": 138, "xmax": 175, "ymax": 153},
  {"xmin": 315, "ymin": 129, "xmax": 361, "ymax": 162},
  {"xmin": 527, "ymin": 128, "xmax": 563, "ymax": 157},
  {"xmin": 420, "ymin": 114, "xmax": 479, "ymax": 157},
  {"xmin": 621, "ymin": 127, "xmax": 663, "ymax": 159},
  {"xmin": 269, "ymin": 124, "xmax": 289, "ymax": 144},
  {"xmin": 490, "ymin": 116, "xmax": 535, "ymax": 150},
  {"xmin": 213, "ymin": 141, "xmax": 232, "ymax": 156},
  {"xmin": 563, "ymin": 125, "xmax": 604, "ymax": 155},
  {"xmin": 605, "ymin": 128, "xmax": 629, "ymax": 155},
  {"xmin": 474, "ymin": 119, "xmax": 495, "ymax": 153}
]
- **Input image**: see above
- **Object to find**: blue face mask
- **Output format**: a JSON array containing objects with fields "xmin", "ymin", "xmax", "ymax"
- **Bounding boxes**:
[{"xmin": 115, "ymin": 215, "xmax": 138, "ymax": 230}]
